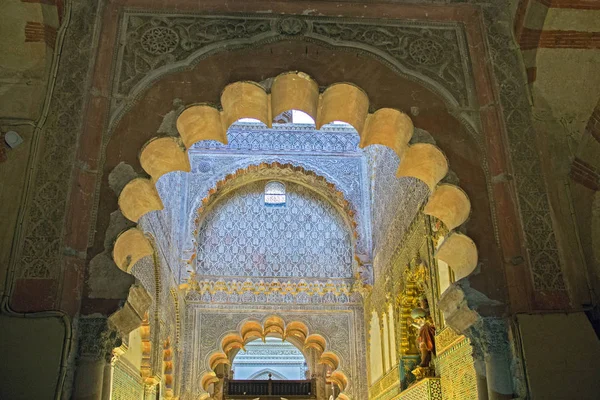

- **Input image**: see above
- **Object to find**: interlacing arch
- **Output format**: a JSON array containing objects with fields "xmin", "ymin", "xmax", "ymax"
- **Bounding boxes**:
[
  {"xmin": 112, "ymin": 71, "xmax": 477, "ymax": 288},
  {"xmin": 199, "ymin": 316, "xmax": 350, "ymax": 399}
]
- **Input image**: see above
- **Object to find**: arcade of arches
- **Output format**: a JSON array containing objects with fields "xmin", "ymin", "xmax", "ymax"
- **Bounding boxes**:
[{"xmin": 1, "ymin": 1, "xmax": 600, "ymax": 400}]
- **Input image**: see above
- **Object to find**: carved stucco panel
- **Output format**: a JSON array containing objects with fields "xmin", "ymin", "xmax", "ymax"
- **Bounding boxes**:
[
  {"xmin": 16, "ymin": 0, "xmax": 100, "ymax": 278},
  {"xmin": 195, "ymin": 181, "xmax": 354, "ymax": 279},
  {"xmin": 477, "ymin": 1, "xmax": 566, "ymax": 291},
  {"xmin": 110, "ymin": 13, "xmax": 476, "ymax": 129}
]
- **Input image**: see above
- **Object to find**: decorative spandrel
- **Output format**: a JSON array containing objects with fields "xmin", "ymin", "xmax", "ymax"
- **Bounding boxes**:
[
  {"xmin": 118, "ymin": 16, "xmax": 271, "ymax": 96},
  {"xmin": 195, "ymin": 181, "xmax": 354, "ymax": 279},
  {"xmin": 112, "ymin": 13, "xmax": 474, "ymax": 123}
]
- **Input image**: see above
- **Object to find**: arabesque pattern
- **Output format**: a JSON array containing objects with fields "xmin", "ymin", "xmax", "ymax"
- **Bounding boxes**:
[
  {"xmin": 366, "ymin": 145, "xmax": 430, "ymax": 276},
  {"xmin": 112, "ymin": 14, "xmax": 473, "ymax": 124},
  {"xmin": 185, "ymin": 277, "xmax": 357, "ymax": 305},
  {"xmin": 17, "ymin": 0, "xmax": 98, "ymax": 278},
  {"xmin": 185, "ymin": 151, "xmax": 368, "ymax": 256}
]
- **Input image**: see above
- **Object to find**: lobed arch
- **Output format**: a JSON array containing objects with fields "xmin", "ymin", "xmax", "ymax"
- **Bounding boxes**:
[
  {"xmin": 140, "ymin": 312, "xmax": 153, "ymax": 381},
  {"xmin": 108, "ymin": 235, "xmax": 161, "ymax": 385},
  {"xmin": 199, "ymin": 315, "xmax": 350, "ymax": 398},
  {"xmin": 163, "ymin": 337, "xmax": 175, "ymax": 398},
  {"xmin": 112, "ymin": 71, "xmax": 477, "ymax": 292}
]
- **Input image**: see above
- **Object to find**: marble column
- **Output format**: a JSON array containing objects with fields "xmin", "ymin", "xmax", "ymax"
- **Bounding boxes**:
[
  {"xmin": 315, "ymin": 363, "xmax": 328, "ymax": 399},
  {"xmin": 72, "ymin": 317, "xmax": 122, "ymax": 400},
  {"xmin": 469, "ymin": 318, "xmax": 514, "ymax": 400},
  {"xmin": 100, "ymin": 356, "xmax": 119, "ymax": 400},
  {"xmin": 213, "ymin": 372, "xmax": 225, "ymax": 400},
  {"xmin": 474, "ymin": 358, "xmax": 489, "ymax": 400}
]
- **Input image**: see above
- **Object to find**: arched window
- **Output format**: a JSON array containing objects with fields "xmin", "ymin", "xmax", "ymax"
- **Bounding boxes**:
[{"xmin": 265, "ymin": 181, "xmax": 286, "ymax": 207}]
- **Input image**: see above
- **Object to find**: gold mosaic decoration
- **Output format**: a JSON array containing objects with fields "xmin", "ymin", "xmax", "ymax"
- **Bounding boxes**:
[
  {"xmin": 396, "ymin": 378, "xmax": 442, "ymax": 400},
  {"xmin": 397, "ymin": 257, "xmax": 429, "ymax": 355},
  {"xmin": 187, "ymin": 276, "xmax": 355, "ymax": 298},
  {"xmin": 369, "ymin": 366, "xmax": 401, "ymax": 400},
  {"xmin": 112, "ymin": 359, "xmax": 144, "ymax": 400},
  {"xmin": 435, "ymin": 327, "xmax": 462, "ymax": 355},
  {"xmin": 436, "ymin": 336, "xmax": 477, "ymax": 400}
]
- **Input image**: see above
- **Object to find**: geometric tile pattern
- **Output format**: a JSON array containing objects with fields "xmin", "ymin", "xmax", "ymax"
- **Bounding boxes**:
[{"xmin": 196, "ymin": 181, "xmax": 353, "ymax": 278}]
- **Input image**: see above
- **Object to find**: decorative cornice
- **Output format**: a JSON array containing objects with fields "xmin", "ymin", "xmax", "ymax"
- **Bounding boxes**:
[
  {"xmin": 369, "ymin": 365, "xmax": 400, "ymax": 399},
  {"xmin": 189, "ymin": 123, "xmax": 362, "ymax": 155},
  {"xmin": 184, "ymin": 277, "xmax": 360, "ymax": 305},
  {"xmin": 435, "ymin": 327, "xmax": 464, "ymax": 356}
]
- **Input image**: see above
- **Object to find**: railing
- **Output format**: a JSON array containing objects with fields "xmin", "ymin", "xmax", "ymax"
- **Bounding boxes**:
[{"xmin": 225, "ymin": 378, "xmax": 316, "ymax": 398}]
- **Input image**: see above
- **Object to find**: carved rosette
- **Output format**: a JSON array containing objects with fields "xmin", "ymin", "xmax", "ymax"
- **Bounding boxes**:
[{"xmin": 276, "ymin": 17, "xmax": 307, "ymax": 36}]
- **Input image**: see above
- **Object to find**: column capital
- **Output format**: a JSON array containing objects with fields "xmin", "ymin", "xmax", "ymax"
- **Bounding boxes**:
[
  {"xmin": 143, "ymin": 383, "xmax": 157, "ymax": 395},
  {"xmin": 78, "ymin": 317, "xmax": 122, "ymax": 363},
  {"xmin": 467, "ymin": 317, "xmax": 510, "ymax": 359}
]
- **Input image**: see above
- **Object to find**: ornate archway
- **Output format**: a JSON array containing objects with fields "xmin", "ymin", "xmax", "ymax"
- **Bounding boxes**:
[
  {"xmin": 199, "ymin": 316, "xmax": 350, "ymax": 399},
  {"xmin": 113, "ymin": 72, "xmax": 476, "ymax": 292}
]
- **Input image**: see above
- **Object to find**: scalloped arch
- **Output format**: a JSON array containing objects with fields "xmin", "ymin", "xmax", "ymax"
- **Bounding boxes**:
[
  {"xmin": 140, "ymin": 312, "xmax": 152, "ymax": 380},
  {"xmin": 113, "ymin": 228, "xmax": 153, "ymax": 273},
  {"xmin": 199, "ymin": 315, "xmax": 351, "ymax": 396},
  {"xmin": 113, "ymin": 71, "xmax": 478, "ymax": 305}
]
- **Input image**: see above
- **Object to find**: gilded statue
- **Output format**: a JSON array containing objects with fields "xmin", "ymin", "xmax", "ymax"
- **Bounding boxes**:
[{"xmin": 410, "ymin": 307, "xmax": 436, "ymax": 368}]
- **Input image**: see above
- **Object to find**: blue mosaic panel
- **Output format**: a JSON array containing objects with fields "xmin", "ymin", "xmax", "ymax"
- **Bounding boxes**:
[{"xmin": 195, "ymin": 181, "xmax": 353, "ymax": 278}]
